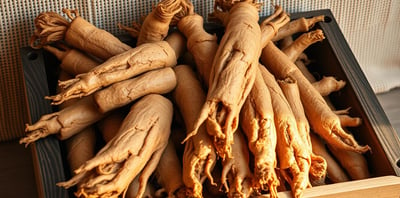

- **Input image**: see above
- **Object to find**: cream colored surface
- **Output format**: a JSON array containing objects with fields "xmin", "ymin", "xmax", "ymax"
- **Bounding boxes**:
[
  {"xmin": 258, "ymin": 176, "xmax": 400, "ymax": 198},
  {"xmin": 0, "ymin": 0, "xmax": 399, "ymax": 140}
]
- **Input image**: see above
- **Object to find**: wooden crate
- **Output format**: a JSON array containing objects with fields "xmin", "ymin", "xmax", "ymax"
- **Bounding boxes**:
[{"xmin": 21, "ymin": 9, "xmax": 400, "ymax": 197}]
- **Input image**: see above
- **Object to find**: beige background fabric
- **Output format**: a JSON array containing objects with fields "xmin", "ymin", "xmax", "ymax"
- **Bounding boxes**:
[{"xmin": 0, "ymin": 0, "xmax": 399, "ymax": 141}]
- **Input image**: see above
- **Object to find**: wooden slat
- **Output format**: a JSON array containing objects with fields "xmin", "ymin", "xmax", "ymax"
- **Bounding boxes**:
[
  {"xmin": 259, "ymin": 176, "xmax": 400, "ymax": 198},
  {"xmin": 290, "ymin": 9, "xmax": 400, "ymax": 176},
  {"xmin": 20, "ymin": 47, "xmax": 69, "ymax": 198}
]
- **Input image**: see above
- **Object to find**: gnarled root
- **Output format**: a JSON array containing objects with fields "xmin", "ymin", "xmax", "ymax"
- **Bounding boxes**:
[{"xmin": 57, "ymin": 94, "xmax": 173, "ymax": 198}]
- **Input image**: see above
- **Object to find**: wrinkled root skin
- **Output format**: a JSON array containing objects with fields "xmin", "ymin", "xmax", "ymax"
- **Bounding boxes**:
[
  {"xmin": 260, "ymin": 5, "xmax": 290, "ymax": 46},
  {"xmin": 190, "ymin": 1, "xmax": 262, "ymax": 160},
  {"xmin": 183, "ymin": 137, "xmax": 217, "ymax": 198},
  {"xmin": 46, "ymin": 41, "xmax": 177, "ymax": 105},
  {"xmin": 220, "ymin": 131, "xmax": 254, "ymax": 198},
  {"xmin": 20, "ymin": 112, "xmax": 61, "ymax": 146},
  {"xmin": 57, "ymin": 94, "xmax": 173, "ymax": 198},
  {"xmin": 309, "ymin": 154, "xmax": 327, "ymax": 186},
  {"xmin": 281, "ymin": 158, "xmax": 311, "ymax": 198}
]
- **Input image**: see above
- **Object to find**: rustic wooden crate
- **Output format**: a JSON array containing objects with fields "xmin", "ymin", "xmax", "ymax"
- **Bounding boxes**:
[{"xmin": 21, "ymin": 9, "xmax": 400, "ymax": 198}]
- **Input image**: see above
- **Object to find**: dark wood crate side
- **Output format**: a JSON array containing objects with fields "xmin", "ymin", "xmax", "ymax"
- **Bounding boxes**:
[
  {"xmin": 21, "ymin": 47, "xmax": 69, "ymax": 198},
  {"xmin": 292, "ymin": 9, "xmax": 400, "ymax": 176}
]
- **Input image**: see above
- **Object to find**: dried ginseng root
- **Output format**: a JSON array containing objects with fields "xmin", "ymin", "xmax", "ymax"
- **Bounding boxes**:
[
  {"xmin": 281, "ymin": 29, "xmax": 325, "ymax": 62},
  {"xmin": 43, "ymin": 43, "xmax": 100, "ymax": 75},
  {"xmin": 239, "ymin": 70, "xmax": 279, "ymax": 197},
  {"xmin": 221, "ymin": 130, "xmax": 254, "ymax": 198},
  {"xmin": 312, "ymin": 76, "xmax": 346, "ymax": 97},
  {"xmin": 154, "ymin": 139, "xmax": 186, "ymax": 198},
  {"xmin": 96, "ymin": 110, "xmax": 157, "ymax": 198},
  {"xmin": 19, "ymin": 94, "xmax": 104, "ymax": 146},
  {"xmin": 57, "ymin": 71, "xmax": 97, "ymax": 188},
  {"xmin": 30, "ymin": 8, "xmax": 131, "ymax": 60},
  {"xmin": 260, "ymin": 41, "xmax": 370, "ymax": 154},
  {"xmin": 93, "ymin": 67, "xmax": 177, "ymax": 113},
  {"xmin": 125, "ymin": 174, "xmax": 156, "ymax": 198},
  {"xmin": 172, "ymin": 65, "xmax": 217, "ymax": 198},
  {"xmin": 47, "ymin": 32, "xmax": 185, "ymax": 105},
  {"xmin": 134, "ymin": 0, "xmax": 185, "ymax": 46},
  {"xmin": 260, "ymin": 65, "xmax": 311, "ymax": 198},
  {"xmin": 310, "ymin": 133, "xmax": 350, "ymax": 183},
  {"xmin": 289, "ymin": 43, "xmax": 370, "ymax": 181},
  {"xmin": 281, "ymin": 36, "xmax": 346, "ymax": 97},
  {"xmin": 272, "ymin": 15, "xmax": 325, "ymax": 42},
  {"xmin": 20, "ymin": 67, "xmax": 177, "ymax": 145},
  {"xmin": 278, "ymin": 76, "xmax": 327, "ymax": 186},
  {"xmin": 176, "ymin": 10, "xmax": 218, "ymax": 87},
  {"xmin": 259, "ymin": 5, "xmax": 290, "ymax": 46},
  {"xmin": 57, "ymin": 94, "xmax": 173, "ymax": 198},
  {"xmin": 189, "ymin": 0, "xmax": 263, "ymax": 159}
]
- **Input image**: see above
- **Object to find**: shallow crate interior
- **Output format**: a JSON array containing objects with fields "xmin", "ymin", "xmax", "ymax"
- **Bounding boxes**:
[{"xmin": 21, "ymin": 9, "xmax": 400, "ymax": 197}]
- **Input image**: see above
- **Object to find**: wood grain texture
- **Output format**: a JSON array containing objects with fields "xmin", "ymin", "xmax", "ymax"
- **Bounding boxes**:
[{"xmin": 21, "ymin": 47, "xmax": 69, "ymax": 198}]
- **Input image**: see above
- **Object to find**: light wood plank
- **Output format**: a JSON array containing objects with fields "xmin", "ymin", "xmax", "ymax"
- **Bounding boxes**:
[{"xmin": 259, "ymin": 176, "xmax": 400, "ymax": 198}]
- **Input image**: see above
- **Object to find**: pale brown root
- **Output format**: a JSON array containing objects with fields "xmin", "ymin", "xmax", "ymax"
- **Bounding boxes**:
[
  {"xmin": 177, "ymin": 13, "xmax": 219, "ymax": 87},
  {"xmin": 136, "ymin": 0, "xmax": 183, "ymax": 45},
  {"xmin": 310, "ymin": 133, "xmax": 350, "ymax": 183},
  {"xmin": 259, "ymin": 5, "xmax": 290, "ymax": 47},
  {"xmin": 278, "ymin": 77, "xmax": 310, "ymax": 149},
  {"xmin": 155, "ymin": 139, "xmax": 186, "ymax": 198},
  {"xmin": 43, "ymin": 44, "xmax": 100, "ymax": 75},
  {"xmin": 312, "ymin": 76, "xmax": 346, "ymax": 97},
  {"xmin": 58, "ymin": 94, "xmax": 173, "ymax": 198},
  {"xmin": 171, "ymin": 0, "xmax": 195, "ymax": 24},
  {"xmin": 309, "ymin": 153, "xmax": 327, "ymax": 186},
  {"xmin": 338, "ymin": 114, "xmax": 362, "ymax": 127},
  {"xmin": 135, "ymin": 147, "xmax": 166, "ymax": 198},
  {"xmin": 164, "ymin": 31, "xmax": 187, "ymax": 59},
  {"xmin": 56, "ymin": 71, "xmax": 97, "ymax": 187},
  {"xmin": 19, "ymin": 112, "xmax": 62, "ymax": 146},
  {"xmin": 221, "ymin": 130, "xmax": 254, "ymax": 198},
  {"xmin": 29, "ymin": 11, "xmax": 69, "ymax": 49},
  {"xmin": 294, "ymin": 60, "xmax": 316, "ymax": 82},
  {"xmin": 93, "ymin": 67, "xmax": 177, "ymax": 113},
  {"xmin": 277, "ymin": 76, "xmax": 327, "ymax": 186},
  {"xmin": 278, "ymin": 36, "xmax": 294, "ymax": 49},
  {"xmin": 172, "ymin": 65, "xmax": 217, "ymax": 198},
  {"xmin": 190, "ymin": 2, "xmax": 262, "ymax": 159},
  {"xmin": 280, "ymin": 36, "xmax": 314, "ymax": 65},
  {"xmin": 46, "ymin": 39, "xmax": 178, "ymax": 105},
  {"xmin": 281, "ymin": 29, "xmax": 325, "ymax": 62},
  {"xmin": 333, "ymin": 107, "xmax": 363, "ymax": 127},
  {"xmin": 240, "ymin": 69, "xmax": 278, "ymax": 196},
  {"xmin": 125, "ymin": 174, "xmax": 155, "ymax": 198},
  {"xmin": 261, "ymin": 41, "xmax": 370, "ymax": 154},
  {"xmin": 259, "ymin": 65, "xmax": 311, "ymax": 198},
  {"xmin": 96, "ymin": 110, "xmax": 126, "ymax": 143},
  {"xmin": 62, "ymin": 8, "xmax": 132, "ymax": 60},
  {"xmin": 273, "ymin": 15, "xmax": 325, "ymax": 41},
  {"xmin": 65, "ymin": 127, "xmax": 96, "ymax": 174},
  {"xmin": 118, "ymin": 22, "xmax": 141, "ymax": 39},
  {"xmin": 20, "ymin": 94, "xmax": 104, "ymax": 145},
  {"xmin": 327, "ymin": 144, "xmax": 370, "ymax": 180}
]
